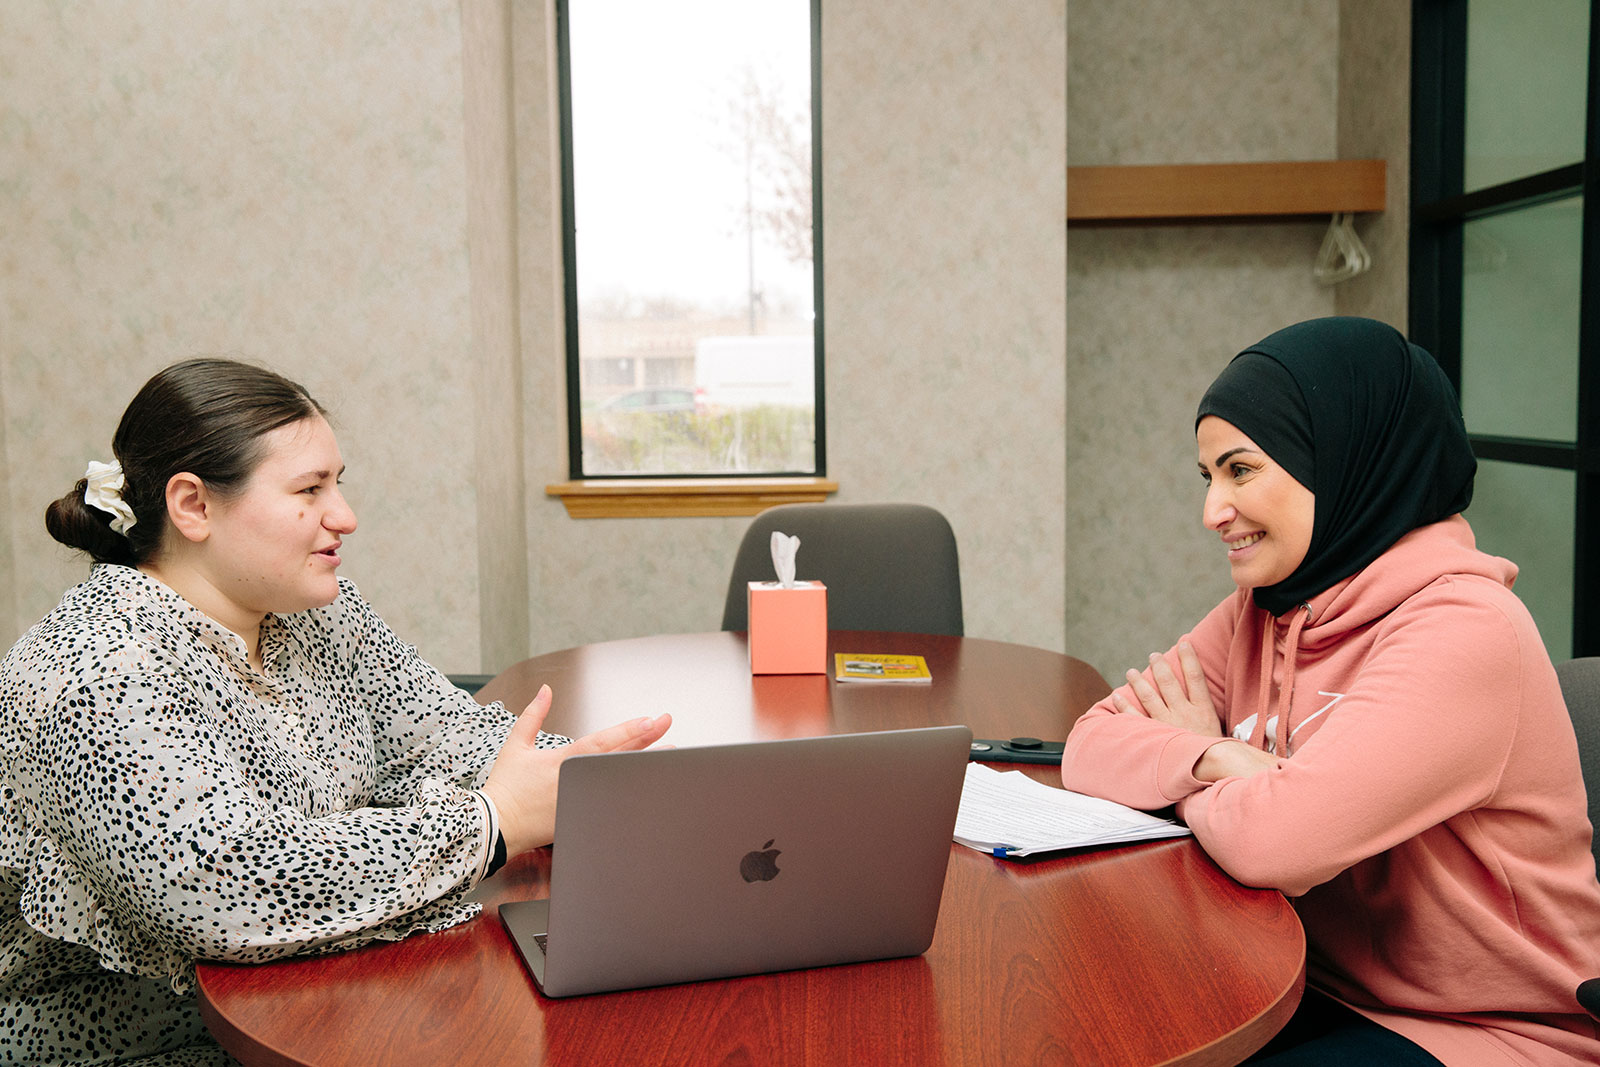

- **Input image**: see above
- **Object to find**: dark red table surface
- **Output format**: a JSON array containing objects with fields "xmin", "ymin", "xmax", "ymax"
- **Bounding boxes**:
[{"xmin": 198, "ymin": 631, "xmax": 1304, "ymax": 1067}]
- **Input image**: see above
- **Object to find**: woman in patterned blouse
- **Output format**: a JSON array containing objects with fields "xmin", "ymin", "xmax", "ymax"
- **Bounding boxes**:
[{"xmin": 0, "ymin": 359, "xmax": 671, "ymax": 1065}]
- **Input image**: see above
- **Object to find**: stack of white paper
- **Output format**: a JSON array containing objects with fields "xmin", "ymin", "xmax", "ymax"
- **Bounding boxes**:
[{"xmin": 954, "ymin": 763, "xmax": 1191, "ymax": 858}]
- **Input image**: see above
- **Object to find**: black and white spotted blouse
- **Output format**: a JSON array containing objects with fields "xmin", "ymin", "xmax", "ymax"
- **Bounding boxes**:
[{"xmin": 0, "ymin": 565, "xmax": 568, "ymax": 1065}]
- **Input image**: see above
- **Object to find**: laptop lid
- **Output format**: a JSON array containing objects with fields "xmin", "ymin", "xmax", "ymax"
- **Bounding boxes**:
[{"xmin": 500, "ymin": 725, "xmax": 971, "ymax": 997}]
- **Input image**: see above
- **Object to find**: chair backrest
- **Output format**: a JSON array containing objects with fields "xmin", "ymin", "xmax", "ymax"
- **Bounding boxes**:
[
  {"xmin": 1556, "ymin": 657, "xmax": 1600, "ymax": 868},
  {"xmin": 720, "ymin": 503, "xmax": 963, "ymax": 636}
]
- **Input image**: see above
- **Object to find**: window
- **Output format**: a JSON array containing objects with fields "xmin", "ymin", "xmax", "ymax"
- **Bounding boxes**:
[
  {"xmin": 557, "ymin": 0, "xmax": 823, "ymax": 480},
  {"xmin": 1411, "ymin": 0, "xmax": 1600, "ymax": 656}
]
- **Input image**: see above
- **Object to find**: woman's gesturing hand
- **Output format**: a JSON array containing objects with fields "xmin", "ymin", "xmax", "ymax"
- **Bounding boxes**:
[
  {"xmin": 482, "ymin": 685, "xmax": 671, "ymax": 857},
  {"xmin": 1112, "ymin": 641, "xmax": 1222, "ymax": 738}
]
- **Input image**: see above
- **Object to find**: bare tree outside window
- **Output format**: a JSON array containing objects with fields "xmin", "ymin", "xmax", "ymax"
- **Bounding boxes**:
[{"xmin": 561, "ymin": 0, "xmax": 820, "ymax": 477}]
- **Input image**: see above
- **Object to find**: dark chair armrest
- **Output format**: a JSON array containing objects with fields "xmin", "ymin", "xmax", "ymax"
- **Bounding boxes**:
[
  {"xmin": 447, "ymin": 673, "xmax": 496, "ymax": 697},
  {"xmin": 1577, "ymin": 977, "xmax": 1600, "ymax": 1019}
]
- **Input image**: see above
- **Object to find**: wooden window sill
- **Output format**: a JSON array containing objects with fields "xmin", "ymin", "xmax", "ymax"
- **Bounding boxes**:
[{"xmin": 545, "ymin": 477, "xmax": 839, "ymax": 518}]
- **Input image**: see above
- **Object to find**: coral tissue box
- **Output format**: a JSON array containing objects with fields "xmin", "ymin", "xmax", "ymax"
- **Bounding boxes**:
[{"xmin": 747, "ymin": 581, "xmax": 828, "ymax": 674}]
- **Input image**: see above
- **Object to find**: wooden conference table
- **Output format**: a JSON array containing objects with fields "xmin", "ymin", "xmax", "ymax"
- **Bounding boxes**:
[{"xmin": 197, "ymin": 631, "xmax": 1305, "ymax": 1067}]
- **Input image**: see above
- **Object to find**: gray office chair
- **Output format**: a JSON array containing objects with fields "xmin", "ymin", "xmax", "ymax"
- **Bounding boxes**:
[
  {"xmin": 1554, "ymin": 658, "xmax": 1600, "ymax": 1018},
  {"xmin": 1557, "ymin": 657, "xmax": 1600, "ymax": 869},
  {"xmin": 447, "ymin": 674, "xmax": 495, "ymax": 697},
  {"xmin": 720, "ymin": 502, "xmax": 963, "ymax": 635}
]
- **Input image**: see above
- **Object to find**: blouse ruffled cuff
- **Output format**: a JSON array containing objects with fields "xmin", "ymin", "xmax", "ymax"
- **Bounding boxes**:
[{"xmin": 471, "ymin": 790, "xmax": 502, "ymax": 884}]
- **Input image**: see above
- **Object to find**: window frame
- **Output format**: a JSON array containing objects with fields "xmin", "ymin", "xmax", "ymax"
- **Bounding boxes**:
[
  {"xmin": 1410, "ymin": 0, "xmax": 1600, "ymax": 656},
  {"xmin": 553, "ymin": 0, "xmax": 827, "ymax": 484}
]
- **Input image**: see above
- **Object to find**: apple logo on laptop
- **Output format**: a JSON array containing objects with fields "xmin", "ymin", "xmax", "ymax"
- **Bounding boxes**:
[{"xmin": 740, "ymin": 839, "xmax": 782, "ymax": 883}]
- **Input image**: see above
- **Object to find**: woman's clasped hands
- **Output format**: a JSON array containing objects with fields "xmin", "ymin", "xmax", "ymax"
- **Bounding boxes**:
[
  {"xmin": 1111, "ymin": 641, "xmax": 1276, "ymax": 783},
  {"xmin": 483, "ymin": 685, "xmax": 671, "ymax": 856},
  {"xmin": 1113, "ymin": 642, "xmax": 1222, "ymax": 738}
]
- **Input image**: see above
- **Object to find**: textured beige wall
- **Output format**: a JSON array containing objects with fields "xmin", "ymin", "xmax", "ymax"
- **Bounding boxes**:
[
  {"xmin": 1065, "ymin": 0, "xmax": 1365, "ymax": 682},
  {"xmin": 0, "ymin": 355, "xmax": 12, "ymax": 635},
  {"xmin": 461, "ymin": 0, "xmax": 533, "ymax": 671},
  {"xmin": 825, "ymin": 1, "xmax": 1068, "ymax": 651},
  {"xmin": 1335, "ymin": 0, "xmax": 1411, "ymax": 328},
  {"xmin": 1068, "ymin": 0, "xmax": 1339, "ymax": 165},
  {"xmin": 0, "ymin": 2, "xmax": 483, "ymax": 668}
]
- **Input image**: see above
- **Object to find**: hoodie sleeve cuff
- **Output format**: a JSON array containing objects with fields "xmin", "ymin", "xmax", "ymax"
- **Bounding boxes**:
[{"xmin": 1157, "ymin": 733, "xmax": 1233, "ymax": 801}]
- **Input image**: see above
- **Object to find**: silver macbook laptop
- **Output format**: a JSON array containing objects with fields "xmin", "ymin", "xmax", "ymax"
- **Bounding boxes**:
[{"xmin": 499, "ymin": 725, "xmax": 971, "ymax": 997}]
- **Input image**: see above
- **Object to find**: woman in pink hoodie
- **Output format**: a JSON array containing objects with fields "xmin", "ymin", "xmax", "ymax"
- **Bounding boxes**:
[{"xmin": 1062, "ymin": 317, "xmax": 1600, "ymax": 1066}]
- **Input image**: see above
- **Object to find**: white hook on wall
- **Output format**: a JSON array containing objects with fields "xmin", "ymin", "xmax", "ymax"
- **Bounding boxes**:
[{"xmin": 1313, "ymin": 212, "xmax": 1371, "ymax": 286}]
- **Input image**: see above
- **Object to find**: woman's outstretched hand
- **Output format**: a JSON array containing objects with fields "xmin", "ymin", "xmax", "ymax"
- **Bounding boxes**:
[
  {"xmin": 482, "ymin": 684, "xmax": 671, "ymax": 856},
  {"xmin": 1112, "ymin": 642, "xmax": 1222, "ymax": 738}
]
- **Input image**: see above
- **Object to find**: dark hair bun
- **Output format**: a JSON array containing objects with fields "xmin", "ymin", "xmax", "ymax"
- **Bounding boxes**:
[
  {"xmin": 45, "ymin": 480, "xmax": 136, "ymax": 565},
  {"xmin": 47, "ymin": 358, "xmax": 325, "ymax": 566}
]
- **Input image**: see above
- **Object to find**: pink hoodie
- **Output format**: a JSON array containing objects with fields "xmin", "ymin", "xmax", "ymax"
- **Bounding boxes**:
[{"xmin": 1063, "ymin": 516, "xmax": 1600, "ymax": 1066}]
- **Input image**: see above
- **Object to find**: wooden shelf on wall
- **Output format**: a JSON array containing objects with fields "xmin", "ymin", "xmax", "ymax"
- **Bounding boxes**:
[
  {"xmin": 1067, "ymin": 160, "xmax": 1386, "ymax": 224},
  {"xmin": 546, "ymin": 477, "xmax": 838, "ymax": 519}
]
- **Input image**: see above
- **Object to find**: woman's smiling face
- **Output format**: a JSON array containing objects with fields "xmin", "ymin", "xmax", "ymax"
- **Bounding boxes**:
[{"xmin": 1196, "ymin": 415, "xmax": 1315, "ymax": 592}]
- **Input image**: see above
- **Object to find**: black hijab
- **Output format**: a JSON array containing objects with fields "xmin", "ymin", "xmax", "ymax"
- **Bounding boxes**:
[{"xmin": 1195, "ymin": 316, "xmax": 1477, "ymax": 616}]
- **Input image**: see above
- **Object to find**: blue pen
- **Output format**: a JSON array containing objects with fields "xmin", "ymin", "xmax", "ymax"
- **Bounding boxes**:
[{"xmin": 991, "ymin": 845, "xmax": 1020, "ymax": 858}]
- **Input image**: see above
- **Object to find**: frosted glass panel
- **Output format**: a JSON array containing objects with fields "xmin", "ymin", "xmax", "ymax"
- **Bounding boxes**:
[
  {"xmin": 1464, "ymin": 0, "xmax": 1588, "ymax": 191},
  {"xmin": 1465, "ymin": 460, "xmax": 1574, "ymax": 658},
  {"xmin": 1459, "ymin": 197, "xmax": 1580, "ymax": 442}
]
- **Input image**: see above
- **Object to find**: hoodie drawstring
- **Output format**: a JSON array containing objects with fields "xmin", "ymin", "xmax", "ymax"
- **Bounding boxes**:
[
  {"xmin": 1249, "ymin": 603, "xmax": 1312, "ymax": 756},
  {"xmin": 1274, "ymin": 604, "xmax": 1311, "ymax": 756},
  {"xmin": 1247, "ymin": 621, "xmax": 1274, "ymax": 750}
]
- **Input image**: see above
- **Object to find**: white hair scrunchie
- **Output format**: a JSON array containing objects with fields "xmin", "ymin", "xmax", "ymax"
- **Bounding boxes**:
[{"xmin": 83, "ymin": 460, "xmax": 138, "ymax": 535}]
